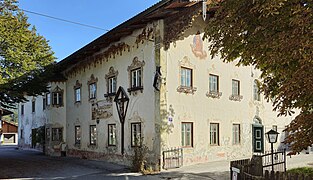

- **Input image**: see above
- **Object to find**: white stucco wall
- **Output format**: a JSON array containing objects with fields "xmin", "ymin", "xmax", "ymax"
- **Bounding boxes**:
[
  {"xmin": 65, "ymin": 23, "xmax": 159, "ymax": 162},
  {"xmin": 18, "ymin": 96, "xmax": 47, "ymax": 148},
  {"xmin": 160, "ymin": 17, "xmax": 294, "ymax": 165}
]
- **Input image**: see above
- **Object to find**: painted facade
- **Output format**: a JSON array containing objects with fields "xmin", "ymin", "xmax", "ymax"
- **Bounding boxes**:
[{"xmin": 18, "ymin": 0, "xmax": 293, "ymax": 168}]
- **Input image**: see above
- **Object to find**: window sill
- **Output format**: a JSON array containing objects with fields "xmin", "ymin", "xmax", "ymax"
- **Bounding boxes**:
[
  {"xmin": 229, "ymin": 94, "xmax": 243, "ymax": 102},
  {"xmin": 131, "ymin": 144, "xmax": 142, "ymax": 148},
  {"xmin": 127, "ymin": 86, "xmax": 143, "ymax": 95},
  {"xmin": 104, "ymin": 93, "xmax": 116, "ymax": 101},
  {"xmin": 74, "ymin": 143, "xmax": 81, "ymax": 148},
  {"xmin": 51, "ymin": 104, "xmax": 64, "ymax": 108},
  {"xmin": 104, "ymin": 93, "xmax": 116, "ymax": 97},
  {"xmin": 88, "ymin": 144, "xmax": 97, "ymax": 149},
  {"xmin": 176, "ymin": 86, "xmax": 197, "ymax": 94},
  {"xmin": 206, "ymin": 91, "xmax": 222, "ymax": 99}
]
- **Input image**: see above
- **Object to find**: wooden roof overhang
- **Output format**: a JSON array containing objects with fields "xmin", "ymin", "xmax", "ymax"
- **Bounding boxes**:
[
  {"xmin": 0, "ymin": 108, "xmax": 13, "ymax": 116},
  {"xmin": 57, "ymin": 0, "xmax": 205, "ymax": 73}
]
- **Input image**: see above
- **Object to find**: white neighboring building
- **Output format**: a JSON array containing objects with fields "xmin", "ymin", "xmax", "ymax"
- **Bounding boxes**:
[
  {"xmin": 18, "ymin": 0, "xmax": 294, "ymax": 168},
  {"xmin": 18, "ymin": 96, "xmax": 46, "ymax": 148}
]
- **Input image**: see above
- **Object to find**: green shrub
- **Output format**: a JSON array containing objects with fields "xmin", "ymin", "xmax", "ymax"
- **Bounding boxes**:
[{"xmin": 287, "ymin": 167, "xmax": 313, "ymax": 175}]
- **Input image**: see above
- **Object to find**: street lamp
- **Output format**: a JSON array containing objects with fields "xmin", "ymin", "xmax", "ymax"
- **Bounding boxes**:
[
  {"xmin": 265, "ymin": 129, "xmax": 279, "ymax": 172},
  {"xmin": 114, "ymin": 86, "xmax": 129, "ymax": 155}
]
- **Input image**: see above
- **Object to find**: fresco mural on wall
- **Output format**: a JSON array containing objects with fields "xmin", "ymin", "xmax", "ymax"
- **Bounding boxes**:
[
  {"xmin": 190, "ymin": 31, "xmax": 207, "ymax": 59},
  {"xmin": 91, "ymin": 100, "xmax": 113, "ymax": 120}
]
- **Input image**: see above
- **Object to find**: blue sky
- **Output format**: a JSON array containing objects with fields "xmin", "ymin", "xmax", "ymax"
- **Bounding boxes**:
[{"xmin": 19, "ymin": 0, "xmax": 160, "ymax": 62}]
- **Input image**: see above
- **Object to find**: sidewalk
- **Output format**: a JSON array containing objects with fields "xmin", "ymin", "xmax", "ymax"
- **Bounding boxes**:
[{"xmin": 156, "ymin": 152, "xmax": 313, "ymax": 180}]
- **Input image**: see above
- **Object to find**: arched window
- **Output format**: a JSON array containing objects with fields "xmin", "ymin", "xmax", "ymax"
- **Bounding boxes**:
[{"xmin": 253, "ymin": 80, "xmax": 260, "ymax": 101}]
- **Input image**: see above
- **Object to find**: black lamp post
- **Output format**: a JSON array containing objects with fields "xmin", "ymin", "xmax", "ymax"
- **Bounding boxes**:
[
  {"xmin": 114, "ymin": 86, "xmax": 129, "ymax": 155},
  {"xmin": 265, "ymin": 129, "xmax": 279, "ymax": 172}
]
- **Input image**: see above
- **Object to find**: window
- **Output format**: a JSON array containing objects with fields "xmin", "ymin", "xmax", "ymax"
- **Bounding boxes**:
[
  {"xmin": 75, "ymin": 88, "xmax": 81, "ymax": 102},
  {"xmin": 253, "ymin": 80, "xmax": 260, "ymax": 101},
  {"xmin": 74, "ymin": 80, "xmax": 82, "ymax": 103},
  {"xmin": 52, "ymin": 128, "xmax": 62, "ymax": 141},
  {"xmin": 210, "ymin": 123, "xmax": 219, "ymax": 145},
  {"xmin": 89, "ymin": 83, "xmax": 97, "ymax": 99},
  {"xmin": 21, "ymin": 104, "xmax": 24, "ymax": 115},
  {"xmin": 52, "ymin": 92, "xmax": 63, "ymax": 106},
  {"xmin": 131, "ymin": 123, "xmax": 142, "ymax": 146},
  {"xmin": 181, "ymin": 122, "xmax": 193, "ymax": 147},
  {"xmin": 233, "ymin": 124, "xmax": 241, "ymax": 145},
  {"xmin": 75, "ymin": 126, "xmax": 81, "ymax": 145},
  {"xmin": 232, "ymin": 80, "xmax": 240, "ymax": 96},
  {"xmin": 90, "ymin": 125, "xmax": 97, "ymax": 145},
  {"xmin": 108, "ymin": 77, "xmax": 117, "ymax": 94},
  {"xmin": 209, "ymin": 74, "xmax": 219, "ymax": 93},
  {"xmin": 127, "ymin": 57, "xmax": 145, "ymax": 94},
  {"xmin": 105, "ymin": 67, "xmax": 119, "ymax": 97},
  {"xmin": 32, "ymin": 100, "xmax": 36, "ymax": 113},
  {"xmin": 46, "ymin": 93, "xmax": 51, "ymax": 106},
  {"xmin": 131, "ymin": 68, "xmax": 142, "ymax": 88},
  {"xmin": 20, "ymin": 129, "xmax": 23, "ymax": 139},
  {"xmin": 43, "ymin": 96, "xmax": 46, "ymax": 110},
  {"xmin": 87, "ymin": 74, "xmax": 98, "ymax": 100},
  {"xmin": 46, "ymin": 128, "xmax": 50, "ymax": 141},
  {"xmin": 108, "ymin": 124, "xmax": 116, "ymax": 146},
  {"xmin": 180, "ymin": 67, "xmax": 192, "ymax": 87}
]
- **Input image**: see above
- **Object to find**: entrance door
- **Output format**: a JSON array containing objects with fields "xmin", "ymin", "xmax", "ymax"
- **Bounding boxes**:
[{"xmin": 252, "ymin": 125, "xmax": 264, "ymax": 153}]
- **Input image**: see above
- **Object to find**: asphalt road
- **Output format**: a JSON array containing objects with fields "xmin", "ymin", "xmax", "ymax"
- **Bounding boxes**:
[{"xmin": 0, "ymin": 145, "xmax": 160, "ymax": 180}]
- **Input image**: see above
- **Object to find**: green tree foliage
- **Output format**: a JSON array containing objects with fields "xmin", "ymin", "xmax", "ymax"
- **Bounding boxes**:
[
  {"xmin": 0, "ymin": 0, "xmax": 55, "ymax": 108},
  {"xmin": 204, "ymin": 0, "xmax": 313, "ymax": 152}
]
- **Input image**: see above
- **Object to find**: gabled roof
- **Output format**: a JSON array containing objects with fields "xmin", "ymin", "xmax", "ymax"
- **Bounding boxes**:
[{"xmin": 57, "ymin": 0, "xmax": 202, "ymax": 72}]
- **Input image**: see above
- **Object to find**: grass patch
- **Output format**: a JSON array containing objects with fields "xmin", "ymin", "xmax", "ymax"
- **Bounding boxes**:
[{"xmin": 287, "ymin": 167, "xmax": 313, "ymax": 175}]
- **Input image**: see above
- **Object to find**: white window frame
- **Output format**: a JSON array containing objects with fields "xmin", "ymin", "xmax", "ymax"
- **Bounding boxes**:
[
  {"xmin": 52, "ymin": 128, "xmax": 62, "ymax": 141},
  {"xmin": 108, "ymin": 77, "xmax": 117, "ymax": 94},
  {"xmin": 210, "ymin": 123, "xmax": 219, "ymax": 145},
  {"xmin": 75, "ymin": 126, "xmax": 81, "ymax": 145},
  {"xmin": 131, "ymin": 123, "xmax": 142, "ymax": 147},
  {"xmin": 89, "ymin": 83, "xmax": 97, "ymax": 99},
  {"xmin": 131, "ymin": 68, "xmax": 142, "ymax": 88},
  {"xmin": 209, "ymin": 74, "xmax": 219, "ymax": 93},
  {"xmin": 108, "ymin": 124, "xmax": 117, "ymax": 146},
  {"xmin": 232, "ymin": 79, "xmax": 240, "ymax": 96},
  {"xmin": 180, "ymin": 67, "xmax": 192, "ymax": 87},
  {"xmin": 52, "ymin": 92, "xmax": 63, "ymax": 106},
  {"xmin": 233, "ymin": 124, "xmax": 241, "ymax": 145},
  {"xmin": 46, "ymin": 93, "xmax": 51, "ymax": 106},
  {"xmin": 75, "ymin": 87, "xmax": 81, "ymax": 102},
  {"xmin": 90, "ymin": 125, "xmax": 97, "ymax": 145},
  {"xmin": 181, "ymin": 122, "xmax": 193, "ymax": 147},
  {"xmin": 253, "ymin": 80, "xmax": 260, "ymax": 101}
]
